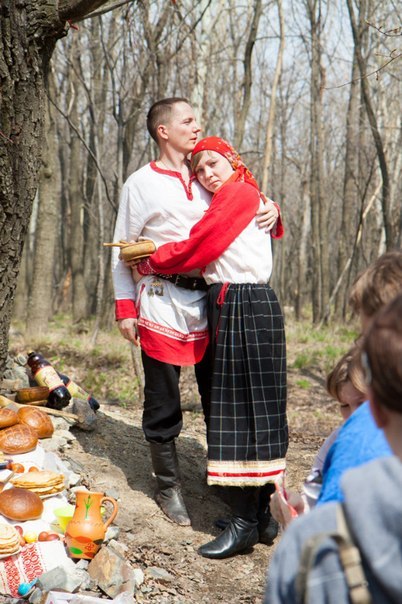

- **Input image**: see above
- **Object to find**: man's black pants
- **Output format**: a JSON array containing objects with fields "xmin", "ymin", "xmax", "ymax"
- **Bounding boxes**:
[{"xmin": 141, "ymin": 349, "xmax": 211, "ymax": 443}]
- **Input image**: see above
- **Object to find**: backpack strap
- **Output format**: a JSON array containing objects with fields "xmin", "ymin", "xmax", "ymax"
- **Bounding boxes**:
[{"xmin": 296, "ymin": 504, "xmax": 372, "ymax": 604}]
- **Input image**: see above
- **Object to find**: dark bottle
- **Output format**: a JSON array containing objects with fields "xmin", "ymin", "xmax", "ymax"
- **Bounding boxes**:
[
  {"xmin": 58, "ymin": 373, "xmax": 100, "ymax": 412},
  {"xmin": 27, "ymin": 352, "xmax": 71, "ymax": 410}
]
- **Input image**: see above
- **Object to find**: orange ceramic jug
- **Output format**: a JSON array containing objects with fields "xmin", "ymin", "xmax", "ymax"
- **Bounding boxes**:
[{"xmin": 64, "ymin": 490, "xmax": 118, "ymax": 559}]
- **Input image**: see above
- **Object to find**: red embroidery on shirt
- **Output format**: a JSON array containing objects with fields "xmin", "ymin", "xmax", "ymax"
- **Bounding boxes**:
[{"xmin": 150, "ymin": 161, "xmax": 195, "ymax": 200}]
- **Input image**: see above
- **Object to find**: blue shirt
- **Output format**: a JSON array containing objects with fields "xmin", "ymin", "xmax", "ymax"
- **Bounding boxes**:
[{"xmin": 318, "ymin": 401, "xmax": 392, "ymax": 504}]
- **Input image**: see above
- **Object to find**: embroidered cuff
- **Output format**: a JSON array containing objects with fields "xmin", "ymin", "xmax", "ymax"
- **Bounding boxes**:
[
  {"xmin": 115, "ymin": 299, "xmax": 137, "ymax": 321},
  {"xmin": 137, "ymin": 258, "xmax": 157, "ymax": 276}
]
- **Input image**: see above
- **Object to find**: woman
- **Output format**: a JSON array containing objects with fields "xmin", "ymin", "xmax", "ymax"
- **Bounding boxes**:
[{"xmin": 137, "ymin": 137, "xmax": 288, "ymax": 559}]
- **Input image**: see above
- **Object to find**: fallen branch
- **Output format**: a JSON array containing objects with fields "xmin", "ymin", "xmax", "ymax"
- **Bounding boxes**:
[{"xmin": 0, "ymin": 395, "xmax": 78, "ymax": 421}]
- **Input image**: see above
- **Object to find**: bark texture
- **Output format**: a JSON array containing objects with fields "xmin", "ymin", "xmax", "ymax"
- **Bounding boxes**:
[{"xmin": 0, "ymin": 0, "xmax": 110, "ymax": 377}]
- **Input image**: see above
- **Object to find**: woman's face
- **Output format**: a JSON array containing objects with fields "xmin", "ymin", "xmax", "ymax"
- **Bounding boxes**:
[
  {"xmin": 193, "ymin": 151, "xmax": 234, "ymax": 193},
  {"xmin": 338, "ymin": 380, "xmax": 365, "ymax": 421}
]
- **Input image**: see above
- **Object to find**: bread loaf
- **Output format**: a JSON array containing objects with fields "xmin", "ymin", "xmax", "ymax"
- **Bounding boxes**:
[
  {"xmin": 17, "ymin": 407, "xmax": 54, "ymax": 439},
  {"xmin": 0, "ymin": 487, "xmax": 43, "ymax": 520},
  {"xmin": 0, "ymin": 408, "xmax": 19, "ymax": 429},
  {"xmin": 0, "ymin": 424, "xmax": 38, "ymax": 454}
]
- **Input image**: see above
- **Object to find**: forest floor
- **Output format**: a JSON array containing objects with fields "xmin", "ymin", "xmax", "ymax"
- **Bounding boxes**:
[{"xmin": 9, "ymin": 314, "xmax": 359, "ymax": 603}]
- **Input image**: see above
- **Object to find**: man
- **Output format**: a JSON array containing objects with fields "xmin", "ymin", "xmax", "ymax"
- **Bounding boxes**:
[{"xmin": 112, "ymin": 98, "xmax": 279, "ymax": 527}]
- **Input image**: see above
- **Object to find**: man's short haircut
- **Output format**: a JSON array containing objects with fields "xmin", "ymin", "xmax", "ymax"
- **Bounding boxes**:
[
  {"xmin": 349, "ymin": 251, "xmax": 402, "ymax": 318},
  {"xmin": 147, "ymin": 97, "xmax": 190, "ymax": 143}
]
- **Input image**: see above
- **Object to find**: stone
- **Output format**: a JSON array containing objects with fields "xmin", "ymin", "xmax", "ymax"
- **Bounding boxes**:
[
  {"xmin": 112, "ymin": 592, "xmax": 136, "ymax": 604},
  {"xmin": 36, "ymin": 561, "xmax": 85, "ymax": 593},
  {"xmin": 104, "ymin": 487, "xmax": 120, "ymax": 501},
  {"xmin": 41, "ymin": 434, "xmax": 69, "ymax": 451},
  {"xmin": 72, "ymin": 398, "xmax": 97, "ymax": 431},
  {"xmin": 104, "ymin": 526, "xmax": 121, "ymax": 544},
  {"xmin": 145, "ymin": 567, "xmax": 174, "ymax": 583},
  {"xmin": 28, "ymin": 587, "xmax": 43, "ymax": 603},
  {"xmin": 56, "ymin": 429, "xmax": 77, "ymax": 442},
  {"xmin": 51, "ymin": 417, "xmax": 75, "ymax": 431},
  {"xmin": 87, "ymin": 545, "xmax": 136, "ymax": 598},
  {"xmin": 132, "ymin": 568, "xmax": 144, "ymax": 587}
]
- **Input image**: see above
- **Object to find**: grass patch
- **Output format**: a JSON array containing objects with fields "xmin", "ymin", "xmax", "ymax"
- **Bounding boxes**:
[{"xmin": 296, "ymin": 379, "xmax": 311, "ymax": 390}]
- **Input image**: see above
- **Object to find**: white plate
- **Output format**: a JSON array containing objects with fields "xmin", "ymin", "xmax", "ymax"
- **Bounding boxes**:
[{"xmin": 39, "ymin": 490, "xmax": 65, "ymax": 500}]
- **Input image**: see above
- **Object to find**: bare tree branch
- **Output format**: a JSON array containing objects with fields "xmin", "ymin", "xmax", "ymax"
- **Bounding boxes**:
[
  {"xmin": 58, "ymin": 0, "xmax": 123, "ymax": 22},
  {"xmin": 71, "ymin": 0, "xmax": 134, "ymax": 23}
]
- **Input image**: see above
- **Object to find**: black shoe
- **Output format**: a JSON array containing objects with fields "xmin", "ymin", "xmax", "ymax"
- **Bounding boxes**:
[
  {"xmin": 199, "ymin": 517, "xmax": 259, "ymax": 559},
  {"xmin": 155, "ymin": 486, "xmax": 191, "ymax": 526},
  {"xmin": 258, "ymin": 515, "xmax": 279, "ymax": 545},
  {"xmin": 214, "ymin": 517, "xmax": 230, "ymax": 530},
  {"xmin": 215, "ymin": 514, "xmax": 278, "ymax": 543},
  {"xmin": 150, "ymin": 441, "xmax": 191, "ymax": 526}
]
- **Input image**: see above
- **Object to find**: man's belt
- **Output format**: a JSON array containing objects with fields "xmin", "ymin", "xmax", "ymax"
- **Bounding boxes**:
[{"xmin": 154, "ymin": 273, "xmax": 208, "ymax": 291}]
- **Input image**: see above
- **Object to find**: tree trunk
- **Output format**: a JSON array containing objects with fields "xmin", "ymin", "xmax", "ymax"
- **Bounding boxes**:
[
  {"xmin": 308, "ymin": 0, "xmax": 328, "ymax": 323},
  {"xmin": 233, "ymin": 0, "xmax": 263, "ymax": 150},
  {"xmin": 68, "ymin": 40, "xmax": 88, "ymax": 323},
  {"xmin": 0, "ymin": 3, "xmax": 65, "ymax": 375},
  {"xmin": 0, "ymin": 0, "xmax": 114, "ymax": 377},
  {"xmin": 261, "ymin": 0, "xmax": 285, "ymax": 192},
  {"xmin": 26, "ymin": 80, "xmax": 61, "ymax": 337},
  {"xmin": 346, "ymin": 0, "xmax": 394, "ymax": 248},
  {"xmin": 335, "ymin": 55, "xmax": 360, "ymax": 317}
]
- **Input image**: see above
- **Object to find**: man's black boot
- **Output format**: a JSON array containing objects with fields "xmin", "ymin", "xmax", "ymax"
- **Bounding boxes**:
[{"xmin": 149, "ymin": 440, "xmax": 191, "ymax": 526}]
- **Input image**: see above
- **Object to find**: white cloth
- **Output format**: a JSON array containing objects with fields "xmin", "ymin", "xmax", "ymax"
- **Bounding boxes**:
[
  {"xmin": 203, "ymin": 199, "xmax": 273, "ymax": 284},
  {"xmin": 112, "ymin": 163, "xmax": 212, "ymax": 364}
]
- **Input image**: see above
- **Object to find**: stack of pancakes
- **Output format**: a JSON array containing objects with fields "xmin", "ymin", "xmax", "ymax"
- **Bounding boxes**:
[
  {"xmin": 0, "ymin": 523, "xmax": 20, "ymax": 557},
  {"xmin": 11, "ymin": 470, "xmax": 65, "ymax": 498}
]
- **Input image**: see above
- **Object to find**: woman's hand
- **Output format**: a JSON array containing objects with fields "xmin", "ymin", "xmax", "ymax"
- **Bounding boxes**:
[{"xmin": 256, "ymin": 198, "xmax": 279, "ymax": 232}]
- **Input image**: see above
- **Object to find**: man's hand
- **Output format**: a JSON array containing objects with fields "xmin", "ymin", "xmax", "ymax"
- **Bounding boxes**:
[
  {"xmin": 118, "ymin": 318, "xmax": 140, "ymax": 347},
  {"xmin": 256, "ymin": 198, "xmax": 279, "ymax": 232}
]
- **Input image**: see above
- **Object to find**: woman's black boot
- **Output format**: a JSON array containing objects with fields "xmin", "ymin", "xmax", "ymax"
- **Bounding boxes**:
[
  {"xmin": 199, "ymin": 487, "xmax": 259, "ymax": 559},
  {"xmin": 257, "ymin": 483, "xmax": 279, "ymax": 545}
]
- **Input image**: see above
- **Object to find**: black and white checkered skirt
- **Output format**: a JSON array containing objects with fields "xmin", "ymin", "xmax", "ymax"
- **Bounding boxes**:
[{"xmin": 206, "ymin": 283, "xmax": 288, "ymax": 487}]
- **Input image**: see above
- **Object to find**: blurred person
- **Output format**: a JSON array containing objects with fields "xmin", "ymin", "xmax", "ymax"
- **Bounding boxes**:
[
  {"xmin": 317, "ymin": 251, "xmax": 402, "ymax": 505},
  {"xmin": 270, "ymin": 344, "xmax": 366, "ymax": 527},
  {"xmin": 265, "ymin": 291, "xmax": 402, "ymax": 603}
]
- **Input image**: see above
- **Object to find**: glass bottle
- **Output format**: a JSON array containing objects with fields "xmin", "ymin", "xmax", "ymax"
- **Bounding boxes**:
[
  {"xmin": 58, "ymin": 373, "xmax": 100, "ymax": 412},
  {"xmin": 27, "ymin": 352, "xmax": 71, "ymax": 410}
]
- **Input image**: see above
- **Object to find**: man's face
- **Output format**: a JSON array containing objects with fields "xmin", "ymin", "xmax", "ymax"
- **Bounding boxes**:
[{"xmin": 161, "ymin": 102, "xmax": 201, "ymax": 154}]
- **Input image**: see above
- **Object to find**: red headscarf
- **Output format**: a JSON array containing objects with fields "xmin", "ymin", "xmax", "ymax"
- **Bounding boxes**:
[{"xmin": 191, "ymin": 136, "xmax": 260, "ymax": 192}]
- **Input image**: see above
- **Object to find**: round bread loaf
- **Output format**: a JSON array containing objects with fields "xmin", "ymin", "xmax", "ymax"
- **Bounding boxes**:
[
  {"xmin": 0, "ymin": 408, "xmax": 19, "ymax": 429},
  {"xmin": 120, "ymin": 239, "xmax": 156, "ymax": 261},
  {"xmin": 0, "ymin": 487, "xmax": 43, "ymax": 520},
  {"xmin": 17, "ymin": 407, "xmax": 54, "ymax": 439},
  {"xmin": 0, "ymin": 424, "xmax": 38, "ymax": 454}
]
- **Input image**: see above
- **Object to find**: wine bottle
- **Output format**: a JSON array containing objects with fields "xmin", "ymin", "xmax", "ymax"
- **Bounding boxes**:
[
  {"xmin": 58, "ymin": 373, "xmax": 100, "ymax": 412},
  {"xmin": 26, "ymin": 352, "xmax": 71, "ymax": 410}
]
